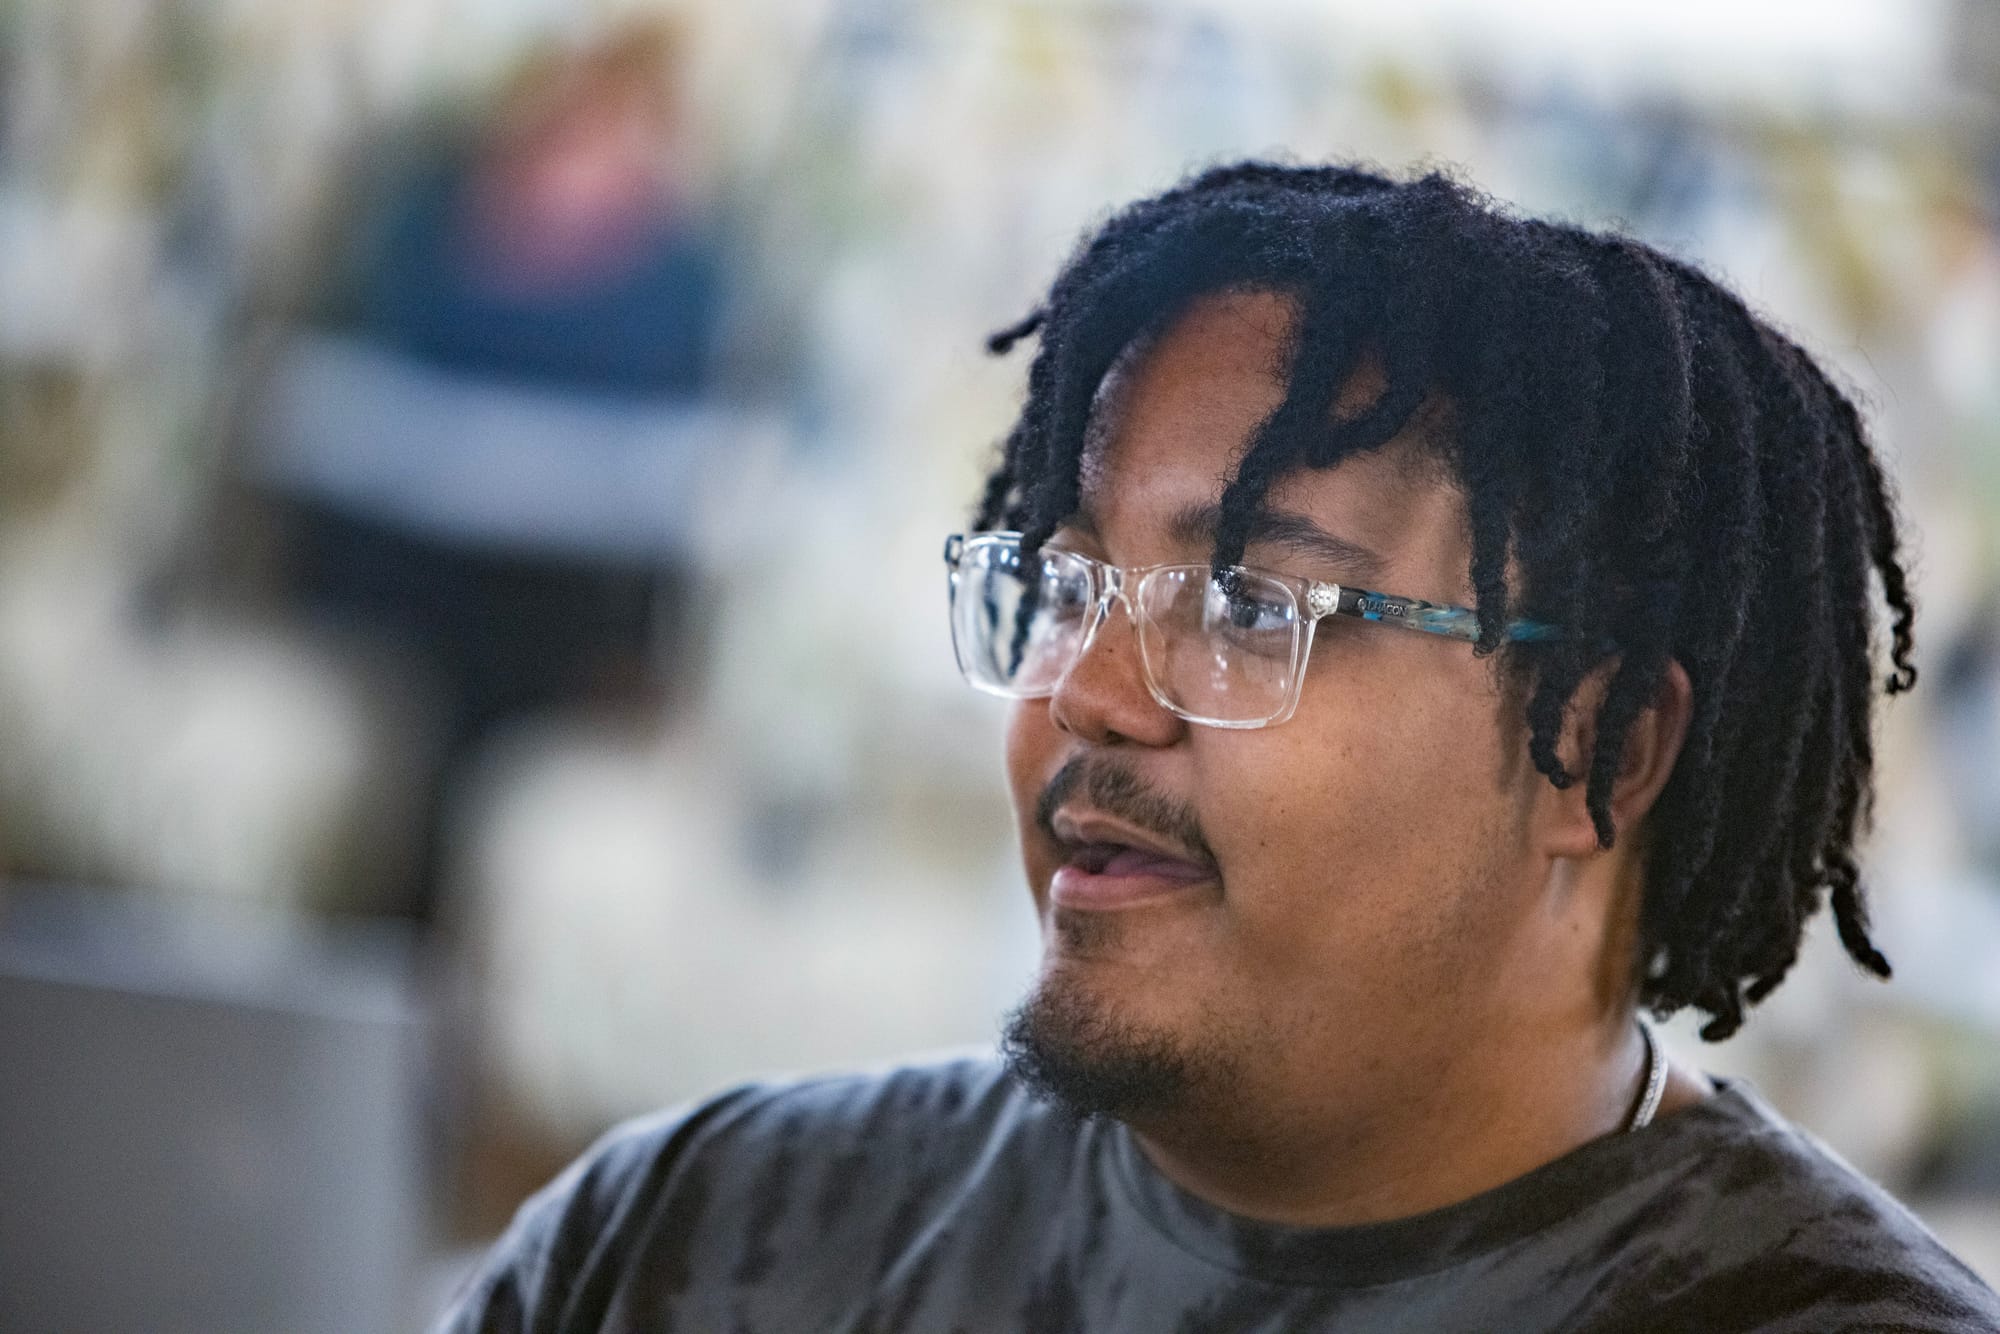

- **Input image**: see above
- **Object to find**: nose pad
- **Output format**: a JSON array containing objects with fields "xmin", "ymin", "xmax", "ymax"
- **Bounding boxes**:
[
  {"xmin": 1054, "ymin": 569, "xmax": 1136, "ymax": 685},
  {"xmin": 1047, "ymin": 568, "xmax": 1183, "ymax": 745}
]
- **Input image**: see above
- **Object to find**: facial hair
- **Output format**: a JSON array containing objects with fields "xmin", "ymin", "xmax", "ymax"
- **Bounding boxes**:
[{"xmin": 1000, "ymin": 755, "xmax": 1235, "ymax": 1123}]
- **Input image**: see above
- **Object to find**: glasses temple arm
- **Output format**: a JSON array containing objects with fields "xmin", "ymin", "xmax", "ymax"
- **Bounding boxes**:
[{"xmin": 1307, "ymin": 582, "xmax": 1573, "ymax": 645}]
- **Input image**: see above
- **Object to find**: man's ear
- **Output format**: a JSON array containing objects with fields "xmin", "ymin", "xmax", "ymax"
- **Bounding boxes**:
[{"xmin": 1539, "ymin": 656, "xmax": 1695, "ymax": 861}]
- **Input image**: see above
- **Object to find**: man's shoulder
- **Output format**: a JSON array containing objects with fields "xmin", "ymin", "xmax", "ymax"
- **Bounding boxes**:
[
  {"xmin": 432, "ymin": 1052, "xmax": 1059, "ymax": 1332},
  {"xmin": 1607, "ymin": 1079, "xmax": 2000, "ymax": 1332}
]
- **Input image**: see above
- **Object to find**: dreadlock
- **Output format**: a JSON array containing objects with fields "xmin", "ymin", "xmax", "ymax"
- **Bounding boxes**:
[{"xmin": 974, "ymin": 161, "xmax": 1919, "ymax": 1041}]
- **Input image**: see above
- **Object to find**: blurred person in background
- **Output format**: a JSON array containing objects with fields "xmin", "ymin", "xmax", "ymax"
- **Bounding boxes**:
[
  {"xmin": 245, "ymin": 19, "xmax": 733, "ymax": 922},
  {"xmin": 434, "ymin": 162, "xmax": 2000, "ymax": 1331}
]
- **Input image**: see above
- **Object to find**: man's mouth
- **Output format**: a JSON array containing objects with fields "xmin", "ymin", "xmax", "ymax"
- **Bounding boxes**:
[
  {"xmin": 1062, "ymin": 842, "xmax": 1215, "ymax": 880},
  {"xmin": 1048, "ymin": 813, "xmax": 1218, "ymax": 909}
]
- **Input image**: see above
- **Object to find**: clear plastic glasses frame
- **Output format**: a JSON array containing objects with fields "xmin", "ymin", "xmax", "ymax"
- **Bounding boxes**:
[{"xmin": 943, "ymin": 531, "xmax": 1568, "ymax": 729}]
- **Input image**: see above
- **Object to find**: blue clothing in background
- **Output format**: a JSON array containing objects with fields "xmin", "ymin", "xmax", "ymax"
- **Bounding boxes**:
[{"xmin": 354, "ymin": 160, "xmax": 725, "ymax": 398}]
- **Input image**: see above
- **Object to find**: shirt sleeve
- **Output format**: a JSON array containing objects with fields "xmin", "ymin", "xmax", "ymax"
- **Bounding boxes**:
[
  {"xmin": 428, "ymin": 1135, "xmax": 619, "ymax": 1334},
  {"xmin": 427, "ymin": 1085, "xmax": 764, "ymax": 1334}
]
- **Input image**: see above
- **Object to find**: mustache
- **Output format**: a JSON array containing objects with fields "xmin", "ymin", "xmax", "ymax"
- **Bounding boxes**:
[{"xmin": 1032, "ymin": 756, "xmax": 1216, "ymax": 868}]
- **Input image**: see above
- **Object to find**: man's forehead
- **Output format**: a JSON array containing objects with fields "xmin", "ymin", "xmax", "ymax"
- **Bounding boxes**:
[
  {"xmin": 1072, "ymin": 402, "xmax": 1460, "ymax": 587},
  {"xmin": 1064, "ymin": 288, "xmax": 1470, "ymax": 582},
  {"xmin": 1078, "ymin": 293, "xmax": 1459, "ymax": 470}
]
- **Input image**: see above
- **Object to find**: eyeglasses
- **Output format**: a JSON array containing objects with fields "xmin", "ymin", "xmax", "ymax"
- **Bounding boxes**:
[{"xmin": 943, "ymin": 531, "xmax": 1570, "ymax": 729}]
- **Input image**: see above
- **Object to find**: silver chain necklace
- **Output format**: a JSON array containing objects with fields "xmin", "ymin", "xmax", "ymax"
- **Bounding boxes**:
[{"xmin": 1627, "ymin": 1018, "xmax": 1668, "ymax": 1133}]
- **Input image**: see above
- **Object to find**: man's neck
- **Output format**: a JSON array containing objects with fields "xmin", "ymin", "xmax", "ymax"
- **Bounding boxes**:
[{"xmin": 1124, "ymin": 1017, "xmax": 1709, "ymax": 1230}]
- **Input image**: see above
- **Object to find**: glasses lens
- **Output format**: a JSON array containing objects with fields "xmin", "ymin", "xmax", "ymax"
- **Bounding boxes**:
[
  {"xmin": 950, "ymin": 537, "xmax": 1095, "ymax": 696},
  {"xmin": 1136, "ymin": 566, "xmax": 1301, "ymax": 724}
]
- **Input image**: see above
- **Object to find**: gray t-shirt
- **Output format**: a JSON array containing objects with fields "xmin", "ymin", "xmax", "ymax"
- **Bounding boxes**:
[{"xmin": 436, "ymin": 1054, "xmax": 2000, "ymax": 1332}]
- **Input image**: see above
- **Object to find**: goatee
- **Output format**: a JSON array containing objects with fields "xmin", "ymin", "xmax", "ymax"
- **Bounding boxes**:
[{"xmin": 999, "ymin": 967, "xmax": 1208, "ymax": 1122}]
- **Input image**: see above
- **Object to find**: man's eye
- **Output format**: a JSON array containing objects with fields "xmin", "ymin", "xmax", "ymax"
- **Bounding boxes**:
[
  {"xmin": 1226, "ymin": 596, "xmax": 1286, "ymax": 631},
  {"xmin": 1207, "ymin": 577, "xmax": 1292, "ymax": 641},
  {"xmin": 1225, "ymin": 595, "xmax": 1255, "ymax": 628}
]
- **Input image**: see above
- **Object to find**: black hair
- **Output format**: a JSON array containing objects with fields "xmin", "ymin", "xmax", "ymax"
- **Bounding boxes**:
[{"xmin": 975, "ymin": 161, "xmax": 1919, "ymax": 1041}]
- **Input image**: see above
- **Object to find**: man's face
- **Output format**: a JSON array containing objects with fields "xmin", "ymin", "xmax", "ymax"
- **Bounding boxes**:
[{"xmin": 1001, "ymin": 290, "xmax": 1558, "ymax": 1132}]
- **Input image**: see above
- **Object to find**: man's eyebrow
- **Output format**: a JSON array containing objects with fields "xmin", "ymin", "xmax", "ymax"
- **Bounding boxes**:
[{"xmin": 1167, "ymin": 501, "xmax": 1387, "ymax": 584}]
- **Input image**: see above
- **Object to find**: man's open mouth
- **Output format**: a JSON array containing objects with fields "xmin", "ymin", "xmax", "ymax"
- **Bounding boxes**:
[{"xmin": 1060, "ymin": 842, "xmax": 1215, "ymax": 882}]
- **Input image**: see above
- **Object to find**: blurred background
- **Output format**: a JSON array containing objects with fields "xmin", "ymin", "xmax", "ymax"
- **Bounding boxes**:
[{"xmin": 1, "ymin": 0, "xmax": 1996, "ymax": 1328}]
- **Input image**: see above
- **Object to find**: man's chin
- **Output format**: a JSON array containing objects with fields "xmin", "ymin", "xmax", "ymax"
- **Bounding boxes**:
[{"xmin": 998, "ymin": 967, "xmax": 1220, "ymax": 1123}]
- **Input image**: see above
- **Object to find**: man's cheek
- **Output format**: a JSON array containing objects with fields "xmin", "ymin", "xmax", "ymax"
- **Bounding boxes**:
[{"xmin": 1003, "ymin": 711, "xmax": 1055, "ymax": 820}]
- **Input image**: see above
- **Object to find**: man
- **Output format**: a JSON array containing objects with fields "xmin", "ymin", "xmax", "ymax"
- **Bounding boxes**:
[{"xmin": 438, "ymin": 163, "xmax": 2000, "ymax": 1331}]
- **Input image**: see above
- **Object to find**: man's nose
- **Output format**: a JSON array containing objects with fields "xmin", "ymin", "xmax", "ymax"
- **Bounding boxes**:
[{"xmin": 1046, "ymin": 589, "xmax": 1186, "ymax": 747}]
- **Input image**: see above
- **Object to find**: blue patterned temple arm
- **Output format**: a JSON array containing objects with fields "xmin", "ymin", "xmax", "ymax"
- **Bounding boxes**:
[{"xmin": 1305, "ymin": 582, "xmax": 1569, "ymax": 645}]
